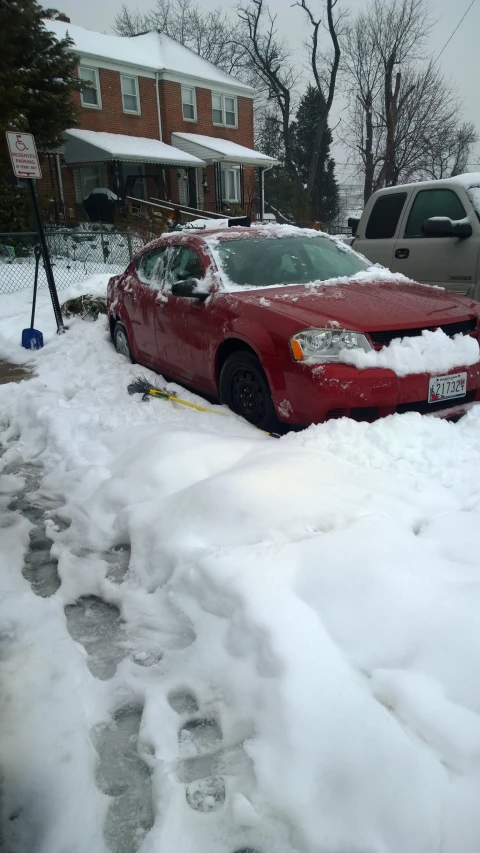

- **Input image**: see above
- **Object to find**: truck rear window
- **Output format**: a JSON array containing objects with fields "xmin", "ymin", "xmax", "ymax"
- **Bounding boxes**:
[{"xmin": 365, "ymin": 193, "xmax": 407, "ymax": 239}]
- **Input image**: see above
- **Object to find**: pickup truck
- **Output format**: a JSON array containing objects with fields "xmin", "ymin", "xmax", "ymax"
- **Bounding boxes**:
[{"xmin": 349, "ymin": 173, "xmax": 480, "ymax": 300}]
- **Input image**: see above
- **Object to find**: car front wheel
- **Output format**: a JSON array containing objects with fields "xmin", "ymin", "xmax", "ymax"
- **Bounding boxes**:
[
  {"xmin": 219, "ymin": 352, "xmax": 279, "ymax": 432},
  {"xmin": 113, "ymin": 321, "xmax": 135, "ymax": 363}
]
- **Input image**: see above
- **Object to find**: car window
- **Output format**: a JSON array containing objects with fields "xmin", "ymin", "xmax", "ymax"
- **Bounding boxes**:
[
  {"xmin": 404, "ymin": 189, "xmax": 467, "ymax": 237},
  {"xmin": 215, "ymin": 236, "xmax": 369, "ymax": 288},
  {"xmin": 365, "ymin": 193, "xmax": 407, "ymax": 239},
  {"xmin": 135, "ymin": 247, "xmax": 167, "ymax": 287},
  {"xmin": 168, "ymin": 246, "xmax": 204, "ymax": 283}
]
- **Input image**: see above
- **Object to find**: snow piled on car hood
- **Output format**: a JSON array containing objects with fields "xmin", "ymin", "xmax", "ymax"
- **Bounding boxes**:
[
  {"xmin": 342, "ymin": 327, "xmax": 480, "ymax": 376},
  {"xmin": 3, "ymin": 279, "xmax": 480, "ymax": 852}
]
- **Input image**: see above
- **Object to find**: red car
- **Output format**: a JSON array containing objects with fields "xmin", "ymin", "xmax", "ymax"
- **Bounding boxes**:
[{"xmin": 107, "ymin": 223, "xmax": 480, "ymax": 430}]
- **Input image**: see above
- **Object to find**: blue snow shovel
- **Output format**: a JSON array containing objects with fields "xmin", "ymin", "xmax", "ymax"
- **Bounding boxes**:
[{"xmin": 22, "ymin": 246, "xmax": 44, "ymax": 350}]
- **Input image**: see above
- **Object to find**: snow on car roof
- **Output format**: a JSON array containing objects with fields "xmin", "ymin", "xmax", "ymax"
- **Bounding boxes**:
[
  {"xmin": 47, "ymin": 19, "xmax": 254, "ymax": 92},
  {"xmin": 375, "ymin": 172, "xmax": 480, "ymax": 192}
]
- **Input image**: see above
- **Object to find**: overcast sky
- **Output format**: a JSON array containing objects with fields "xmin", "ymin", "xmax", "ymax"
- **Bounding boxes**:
[{"xmin": 56, "ymin": 0, "xmax": 480, "ymax": 181}]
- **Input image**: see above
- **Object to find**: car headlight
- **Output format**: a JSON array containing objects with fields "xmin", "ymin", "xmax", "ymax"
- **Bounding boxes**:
[{"xmin": 290, "ymin": 328, "xmax": 373, "ymax": 362}]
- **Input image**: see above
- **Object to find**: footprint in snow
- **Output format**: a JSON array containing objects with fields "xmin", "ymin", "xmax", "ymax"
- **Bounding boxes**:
[
  {"xmin": 22, "ymin": 524, "xmax": 61, "ymax": 598},
  {"xmin": 103, "ymin": 544, "xmax": 131, "ymax": 585},
  {"xmin": 64, "ymin": 596, "xmax": 125, "ymax": 680},
  {"xmin": 168, "ymin": 689, "xmax": 255, "ymax": 815},
  {"xmin": 5, "ymin": 463, "xmax": 61, "ymax": 598},
  {"xmin": 92, "ymin": 705, "xmax": 154, "ymax": 853}
]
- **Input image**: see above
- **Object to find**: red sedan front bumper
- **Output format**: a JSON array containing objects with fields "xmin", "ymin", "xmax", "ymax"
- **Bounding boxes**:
[{"xmin": 275, "ymin": 361, "xmax": 480, "ymax": 425}]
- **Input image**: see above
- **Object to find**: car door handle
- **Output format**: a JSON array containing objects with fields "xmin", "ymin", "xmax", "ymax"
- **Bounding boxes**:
[{"xmin": 395, "ymin": 248, "xmax": 409, "ymax": 259}]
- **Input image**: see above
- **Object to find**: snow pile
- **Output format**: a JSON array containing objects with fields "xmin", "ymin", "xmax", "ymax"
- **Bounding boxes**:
[
  {"xmin": 3, "ymin": 279, "xmax": 480, "ymax": 852},
  {"xmin": 342, "ymin": 327, "xmax": 479, "ymax": 376}
]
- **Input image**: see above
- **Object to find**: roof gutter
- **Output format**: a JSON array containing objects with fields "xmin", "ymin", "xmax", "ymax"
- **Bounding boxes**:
[{"xmin": 155, "ymin": 72, "xmax": 163, "ymax": 142}]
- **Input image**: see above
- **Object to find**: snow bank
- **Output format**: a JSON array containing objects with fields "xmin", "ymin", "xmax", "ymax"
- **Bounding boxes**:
[
  {"xmin": 0, "ymin": 274, "xmax": 112, "ymax": 363},
  {"xmin": 342, "ymin": 327, "xmax": 480, "ymax": 376},
  {"xmin": 3, "ymin": 279, "xmax": 480, "ymax": 852}
]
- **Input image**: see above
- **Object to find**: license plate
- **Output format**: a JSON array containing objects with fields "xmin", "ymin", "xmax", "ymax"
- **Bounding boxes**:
[{"xmin": 428, "ymin": 371, "xmax": 467, "ymax": 404}]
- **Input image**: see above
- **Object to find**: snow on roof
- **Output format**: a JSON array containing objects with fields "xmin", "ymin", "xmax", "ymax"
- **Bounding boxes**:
[
  {"xmin": 47, "ymin": 19, "xmax": 254, "ymax": 93},
  {"xmin": 171, "ymin": 132, "xmax": 279, "ymax": 166},
  {"xmin": 64, "ymin": 129, "xmax": 206, "ymax": 166}
]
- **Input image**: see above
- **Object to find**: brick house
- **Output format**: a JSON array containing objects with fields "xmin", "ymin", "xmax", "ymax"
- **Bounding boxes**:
[{"xmin": 39, "ymin": 20, "xmax": 277, "ymax": 221}]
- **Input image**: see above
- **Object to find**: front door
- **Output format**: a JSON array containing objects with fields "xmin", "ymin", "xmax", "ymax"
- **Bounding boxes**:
[
  {"xmin": 391, "ymin": 187, "xmax": 480, "ymax": 295},
  {"xmin": 187, "ymin": 169, "xmax": 198, "ymax": 209},
  {"xmin": 155, "ymin": 244, "xmax": 212, "ymax": 386},
  {"xmin": 129, "ymin": 246, "xmax": 167, "ymax": 366}
]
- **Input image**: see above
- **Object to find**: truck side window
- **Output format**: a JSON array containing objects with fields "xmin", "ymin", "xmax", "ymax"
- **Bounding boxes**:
[
  {"xmin": 404, "ymin": 189, "xmax": 466, "ymax": 237},
  {"xmin": 365, "ymin": 193, "xmax": 407, "ymax": 239}
]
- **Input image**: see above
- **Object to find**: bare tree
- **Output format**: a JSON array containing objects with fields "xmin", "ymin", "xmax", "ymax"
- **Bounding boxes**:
[
  {"xmin": 422, "ymin": 122, "xmax": 478, "ymax": 180},
  {"xmin": 114, "ymin": 0, "xmax": 247, "ymax": 75},
  {"xmin": 114, "ymin": 6, "xmax": 148, "ymax": 37},
  {"xmin": 342, "ymin": 9, "xmax": 383, "ymax": 202},
  {"xmin": 384, "ymin": 62, "xmax": 475, "ymax": 183},
  {"xmin": 371, "ymin": 0, "xmax": 431, "ymax": 188},
  {"xmin": 238, "ymin": 1, "xmax": 298, "ymax": 183},
  {"xmin": 343, "ymin": 0, "xmax": 477, "ymax": 198},
  {"xmin": 238, "ymin": 0, "xmax": 342, "ymax": 206}
]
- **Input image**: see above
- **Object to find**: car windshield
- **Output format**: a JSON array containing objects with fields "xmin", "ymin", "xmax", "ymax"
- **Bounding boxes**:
[{"xmin": 215, "ymin": 235, "xmax": 370, "ymax": 288}]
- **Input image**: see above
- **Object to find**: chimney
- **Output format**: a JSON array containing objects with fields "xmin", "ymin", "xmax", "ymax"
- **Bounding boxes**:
[{"xmin": 55, "ymin": 13, "xmax": 71, "ymax": 23}]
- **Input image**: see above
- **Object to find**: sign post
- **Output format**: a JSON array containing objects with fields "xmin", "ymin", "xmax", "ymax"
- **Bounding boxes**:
[{"xmin": 6, "ymin": 132, "xmax": 64, "ymax": 333}]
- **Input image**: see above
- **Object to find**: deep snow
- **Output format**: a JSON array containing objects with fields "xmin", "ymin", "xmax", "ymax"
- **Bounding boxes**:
[{"xmin": 2, "ymin": 278, "xmax": 480, "ymax": 853}]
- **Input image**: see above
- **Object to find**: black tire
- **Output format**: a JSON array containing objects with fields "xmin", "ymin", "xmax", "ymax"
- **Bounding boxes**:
[
  {"xmin": 113, "ymin": 321, "xmax": 136, "ymax": 363},
  {"xmin": 219, "ymin": 351, "xmax": 279, "ymax": 432}
]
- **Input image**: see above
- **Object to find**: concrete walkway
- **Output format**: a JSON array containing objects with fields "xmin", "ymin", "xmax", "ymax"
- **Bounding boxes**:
[{"xmin": 0, "ymin": 361, "xmax": 32, "ymax": 386}]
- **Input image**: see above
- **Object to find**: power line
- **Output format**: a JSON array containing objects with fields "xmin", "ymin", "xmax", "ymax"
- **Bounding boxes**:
[{"xmin": 436, "ymin": 0, "xmax": 476, "ymax": 61}]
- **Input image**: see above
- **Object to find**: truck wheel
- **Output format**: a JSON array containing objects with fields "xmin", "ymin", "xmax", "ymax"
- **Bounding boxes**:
[{"xmin": 219, "ymin": 352, "xmax": 279, "ymax": 432}]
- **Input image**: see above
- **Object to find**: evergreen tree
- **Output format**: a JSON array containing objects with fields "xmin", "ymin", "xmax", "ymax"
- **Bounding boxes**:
[
  {"xmin": 291, "ymin": 86, "xmax": 340, "ymax": 223},
  {"xmin": 0, "ymin": 0, "xmax": 81, "ymax": 231},
  {"xmin": 258, "ymin": 90, "xmax": 340, "ymax": 224}
]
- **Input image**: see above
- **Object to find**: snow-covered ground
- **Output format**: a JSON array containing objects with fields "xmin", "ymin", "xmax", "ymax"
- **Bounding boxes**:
[{"xmin": 3, "ymin": 277, "xmax": 480, "ymax": 853}]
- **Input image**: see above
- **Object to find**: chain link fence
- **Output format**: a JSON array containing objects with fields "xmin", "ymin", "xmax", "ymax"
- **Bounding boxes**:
[{"xmin": 0, "ymin": 228, "xmax": 144, "ymax": 295}]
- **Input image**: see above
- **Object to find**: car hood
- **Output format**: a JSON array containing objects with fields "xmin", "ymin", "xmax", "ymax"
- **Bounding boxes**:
[{"xmin": 232, "ymin": 280, "xmax": 479, "ymax": 331}]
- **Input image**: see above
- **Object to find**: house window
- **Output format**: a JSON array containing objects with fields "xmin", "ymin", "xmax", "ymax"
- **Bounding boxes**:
[
  {"xmin": 79, "ymin": 66, "xmax": 101, "ymax": 108},
  {"xmin": 212, "ymin": 93, "xmax": 237, "ymax": 127},
  {"xmin": 80, "ymin": 166, "xmax": 102, "ymax": 199},
  {"xmin": 121, "ymin": 75, "xmax": 140, "ymax": 114},
  {"xmin": 182, "ymin": 86, "xmax": 196, "ymax": 121},
  {"xmin": 221, "ymin": 166, "xmax": 241, "ymax": 203}
]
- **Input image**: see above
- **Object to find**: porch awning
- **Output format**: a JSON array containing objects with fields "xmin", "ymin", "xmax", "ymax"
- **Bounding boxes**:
[
  {"xmin": 63, "ymin": 129, "xmax": 206, "ymax": 167},
  {"xmin": 171, "ymin": 132, "xmax": 279, "ymax": 167}
]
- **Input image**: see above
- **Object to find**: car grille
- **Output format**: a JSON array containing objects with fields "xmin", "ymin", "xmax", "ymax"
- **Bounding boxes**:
[{"xmin": 369, "ymin": 318, "xmax": 477, "ymax": 348}]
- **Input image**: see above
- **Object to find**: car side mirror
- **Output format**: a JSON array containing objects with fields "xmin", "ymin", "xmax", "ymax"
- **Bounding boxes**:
[
  {"xmin": 348, "ymin": 216, "xmax": 360, "ymax": 236},
  {"xmin": 422, "ymin": 217, "xmax": 473, "ymax": 239},
  {"xmin": 171, "ymin": 278, "xmax": 209, "ymax": 300}
]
